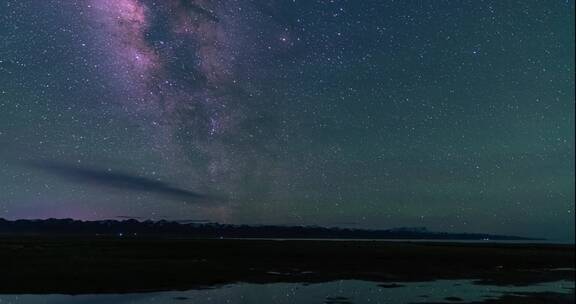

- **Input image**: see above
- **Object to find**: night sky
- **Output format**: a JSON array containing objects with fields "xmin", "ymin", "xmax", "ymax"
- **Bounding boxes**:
[{"xmin": 0, "ymin": 0, "xmax": 574, "ymax": 240}]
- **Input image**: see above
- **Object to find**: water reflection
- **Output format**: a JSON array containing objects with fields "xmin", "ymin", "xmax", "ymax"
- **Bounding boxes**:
[{"xmin": 0, "ymin": 280, "xmax": 573, "ymax": 304}]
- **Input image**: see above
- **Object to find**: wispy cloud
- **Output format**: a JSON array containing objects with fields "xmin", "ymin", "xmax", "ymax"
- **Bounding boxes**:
[{"xmin": 26, "ymin": 160, "xmax": 212, "ymax": 204}]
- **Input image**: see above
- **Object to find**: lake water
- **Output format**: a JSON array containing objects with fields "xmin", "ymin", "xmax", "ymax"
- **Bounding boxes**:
[
  {"xmin": 0, "ymin": 279, "xmax": 573, "ymax": 304},
  {"xmin": 228, "ymin": 238, "xmax": 575, "ymax": 244}
]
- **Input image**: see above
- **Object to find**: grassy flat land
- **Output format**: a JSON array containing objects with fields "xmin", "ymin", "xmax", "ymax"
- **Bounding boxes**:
[{"xmin": 0, "ymin": 237, "xmax": 573, "ymax": 294}]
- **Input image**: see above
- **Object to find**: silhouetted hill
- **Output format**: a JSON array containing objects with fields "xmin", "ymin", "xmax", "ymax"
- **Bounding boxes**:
[{"xmin": 0, "ymin": 218, "xmax": 538, "ymax": 240}]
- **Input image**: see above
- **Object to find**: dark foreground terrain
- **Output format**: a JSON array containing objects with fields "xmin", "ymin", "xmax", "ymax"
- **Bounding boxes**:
[{"xmin": 0, "ymin": 237, "xmax": 573, "ymax": 301}]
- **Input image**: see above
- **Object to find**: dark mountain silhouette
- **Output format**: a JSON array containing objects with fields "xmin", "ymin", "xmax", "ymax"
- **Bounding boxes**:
[{"xmin": 0, "ymin": 218, "xmax": 538, "ymax": 240}]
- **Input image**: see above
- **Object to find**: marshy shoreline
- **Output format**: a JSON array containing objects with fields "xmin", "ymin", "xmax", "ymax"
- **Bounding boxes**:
[{"xmin": 0, "ymin": 237, "xmax": 573, "ymax": 299}]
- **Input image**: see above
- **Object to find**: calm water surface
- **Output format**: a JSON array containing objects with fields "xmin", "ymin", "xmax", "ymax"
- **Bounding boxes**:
[{"xmin": 0, "ymin": 279, "xmax": 573, "ymax": 304}]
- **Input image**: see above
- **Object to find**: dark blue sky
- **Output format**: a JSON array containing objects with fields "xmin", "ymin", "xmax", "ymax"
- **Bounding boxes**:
[{"xmin": 0, "ymin": 0, "xmax": 574, "ymax": 240}]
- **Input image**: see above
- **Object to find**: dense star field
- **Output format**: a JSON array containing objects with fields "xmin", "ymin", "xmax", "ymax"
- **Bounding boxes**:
[{"xmin": 0, "ymin": 1, "xmax": 573, "ymax": 240}]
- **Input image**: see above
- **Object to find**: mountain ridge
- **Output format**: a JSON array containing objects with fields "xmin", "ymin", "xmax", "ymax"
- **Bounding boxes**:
[{"xmin": 0, "ymin": 218, "xmax": 540, "ymax": 241}]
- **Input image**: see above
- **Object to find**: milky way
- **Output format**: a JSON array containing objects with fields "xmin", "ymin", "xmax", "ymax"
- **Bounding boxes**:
[
  {"xmin": 88, "ymin": 0, "xmax": 278, "ymax": 204},
  {"xmin": 90, "ymin": 0, "xmax": 236, "ymax": 131}
]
